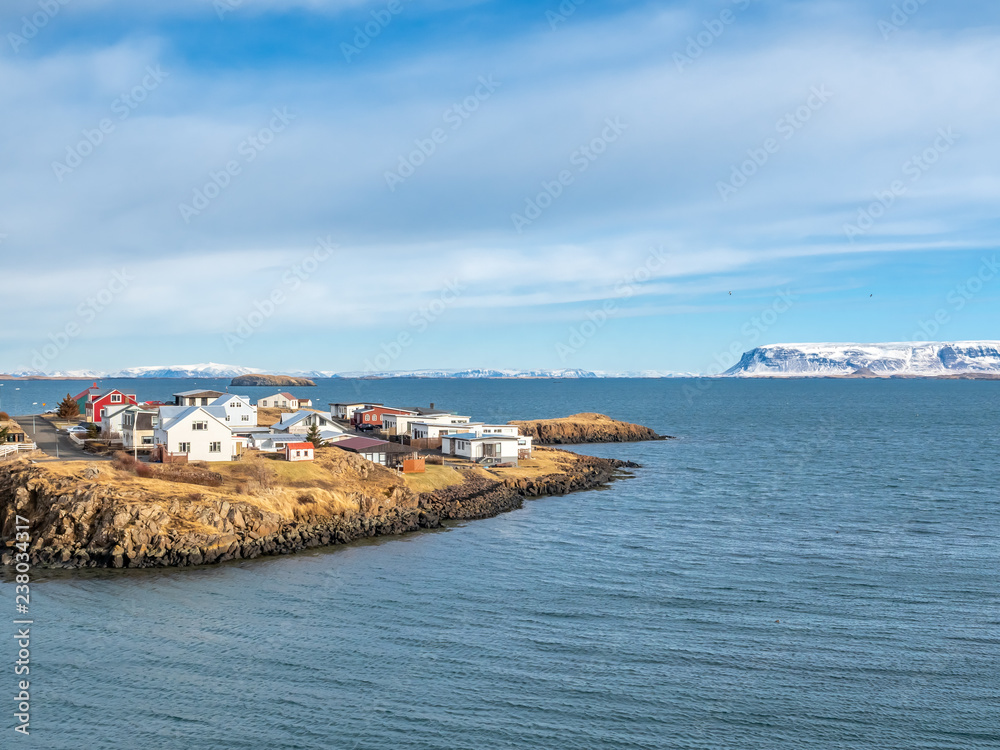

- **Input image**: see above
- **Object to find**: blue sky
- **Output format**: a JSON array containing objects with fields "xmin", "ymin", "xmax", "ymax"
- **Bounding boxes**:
[{"xmin": 0, "ymin": 0, "xmax": 998, "ymax": 375}]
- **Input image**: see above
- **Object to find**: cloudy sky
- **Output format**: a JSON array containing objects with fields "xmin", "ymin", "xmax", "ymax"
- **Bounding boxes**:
[{"xmin": 1, "ymin": 0, "xmax": 998, "ymax": 375}]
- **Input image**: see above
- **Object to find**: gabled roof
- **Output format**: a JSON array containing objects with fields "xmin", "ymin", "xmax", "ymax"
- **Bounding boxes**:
[
  {"xmin": 396, "ymin": 406, "xmax": 456, "ymax": 416},
  {"xmin": 446, "ymin": 432, "xmax": 518, "ymax": 441},
  {"xmin": 275, "ymin": 410, "xmax": 335, "ymax": 428},
  {"xmin": 73, "ymin": 383, "xmax": 101, "ymax": 401},
  {"xmin": 173, "ymin": 389, "xmax": 225, "ymax": 398},
  {"xmin": 157, "ymin": 405, "xmax": 229, "ymax": 431},
  {"xmin": 330, "ymin": 402, "xmax": 383, "ymax": 407},
  {"xmin": 286, "ymin": 442, "xmax": 314, "ymax": 451},
  {"xmin": 91, "ymin": 388, "xmax": 133, "ymax": 399},
  {"xmin": 210, "ymin": 394, "xmax": 252, "ymax": 407},
  {"xmin": 334, "ymin": 436, "xmax": 390, "ymax": 452},
  {"xmin": 103, "ymin": 403, "xmax": 141, "ymax": 419}
]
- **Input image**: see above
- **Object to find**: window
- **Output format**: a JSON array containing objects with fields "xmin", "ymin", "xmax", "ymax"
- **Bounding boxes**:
[
  {"xmin": 111, "ymin": 394, "xmax": 122, "ymax": 403},
  {"xmin": 241, "ymin": 414, "xmax": 250, "ymax": 422},
  {"xmin": 192, "ymin": 421, "xmax": 208, "ymax": 431},
  {"xmin": 209, "ymin": 442, "xmax": 221, "ymax": 453},
  {"xmin": 142, "ymin": 436, "xmax": 154, "ymax": 445},
  {"xmin": 295, "ymin": 451, "xmax": 301, "ymax": 457},
  {"xmin": 178, "ymin": 442, "xmax": 191, "ymax": 453}
]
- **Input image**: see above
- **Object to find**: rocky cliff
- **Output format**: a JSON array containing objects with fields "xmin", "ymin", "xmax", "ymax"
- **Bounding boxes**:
[
  {"xmin": 0, "ymin": 449, "xmax": 637, "ymax": 570},
  {"xmin": 509, "ymin": 413, "xmax": 666, "ymax": 444}
]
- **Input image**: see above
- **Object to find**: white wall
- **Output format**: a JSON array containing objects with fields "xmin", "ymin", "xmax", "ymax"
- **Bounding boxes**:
[
  {"xmin": 155, "ymin": 410, "xmax": 236, "ymax": 462},
  {"xmin": 215, "ymin": 396, "xmax": 257, "ymax": 426}
]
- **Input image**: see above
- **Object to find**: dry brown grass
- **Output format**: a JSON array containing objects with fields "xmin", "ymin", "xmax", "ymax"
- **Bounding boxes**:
[
  {"xmin": 403, "ymin": 464, "xmax": 468, "ymax": 493},
  {"xmin": 483, "ymin": 447, "xmax": 577, "ymax": 479}
]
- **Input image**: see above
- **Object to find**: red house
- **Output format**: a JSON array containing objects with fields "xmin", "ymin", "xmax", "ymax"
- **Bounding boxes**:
[
  {"xmin": 83, "ymin": 388, "xmax": 138, "ymax": 426},
  {"xmin": 351, "ymin": 405, "xmax": 415, "ymax": 430}
]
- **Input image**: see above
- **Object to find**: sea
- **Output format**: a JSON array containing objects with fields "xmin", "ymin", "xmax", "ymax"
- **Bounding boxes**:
[{"xmin": 1, "ymin": 377, "xmax": 998, "ymax": 749}]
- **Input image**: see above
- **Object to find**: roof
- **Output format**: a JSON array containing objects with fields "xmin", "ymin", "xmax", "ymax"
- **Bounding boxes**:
[
  {"xmin": 253, "ymin": 432, "xmax": 303, "ymax": 445},
  {"xmin": 73, "ymin": 383, "xmax": 101, "ymax": 401},
  {"xmin": 103, "ymin": 403, "xmax": 140, "ymax": 419},
  {"xmin": 396, "ymin": 406, "xmax": 456, "ymax": 416},
  {"xmin": 330, "ymin": 402, "xmax": 383, "ymax": 407},
  {"xmin": 286, "ymin": 442, "xmax": 314, "ymax": 451},
  {"xmin": 135, "ymin": 413, "xmax": 156, "ymax": 431},
  {"xmin": 173, "ymin": 389, "xmax": 225, "ymax": 398},
  {"xmin": 446, "ymin": 432, "xmax": 518, "ymax": 441},
  {"xmin": 91, "ymin": 388, "xmax": 133, "ymax": 400},
  {"xmin": 276, "ymin": 411, "xmax": 335, "ymax": 428},
  {"xmin": 210, "ymin": 394, "xmax": 251, "ymax": 406},
  {"xmin": 157, "ymin": 405, "xmax": 229, "ymax": 430},
  {"xmin": 334, "ymin": 436, "xmax": 390, "ymax": 452}
]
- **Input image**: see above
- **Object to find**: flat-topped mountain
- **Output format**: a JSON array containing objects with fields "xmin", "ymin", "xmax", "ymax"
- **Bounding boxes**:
[
  {"xmin": 230, "ymin": 374, "xmax": 316, "ymax": 387},
  {"xmin": 726, "ymin": 342, "xmax": 1000, "ymax": 377}
]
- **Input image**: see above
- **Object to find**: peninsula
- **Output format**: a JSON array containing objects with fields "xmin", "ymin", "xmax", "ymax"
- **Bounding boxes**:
[{"xmin": 0, "ymin": 413, "xmax": 660, "ymax": 570}]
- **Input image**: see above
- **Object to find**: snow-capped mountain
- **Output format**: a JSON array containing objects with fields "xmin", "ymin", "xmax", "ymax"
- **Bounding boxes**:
[
  {"xmin": 725, "ymin": 342, "xmax": 1000, "ymax": 377},
  {"xmin": 2, "ymin": 364, "xmax": 691, "ymax": 380},
  {"xmin": 8, "ymin": 363, "xmax": 261, "ymax": 379}
]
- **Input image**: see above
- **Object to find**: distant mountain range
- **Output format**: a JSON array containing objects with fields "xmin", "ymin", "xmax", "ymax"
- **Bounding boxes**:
[
  {"xmin": 1, "ymin": 363, "xmax": 693, "ymax": 380},
  {"xmin": 725, "ymin": 342, "xmax": 1000, "ymax": 377},
  {"xmin": 8, "ymin": 343, "xmax": 998, "ymax": 380}
]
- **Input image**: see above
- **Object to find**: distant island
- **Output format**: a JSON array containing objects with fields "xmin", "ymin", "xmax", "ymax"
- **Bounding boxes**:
[
  {"xmin": 230, "ymin": 374, "xmax": 316, "ymax": 387},
  {"xmin": 510, "ymin": 413, "xmax": 671, "ymax": 443}
]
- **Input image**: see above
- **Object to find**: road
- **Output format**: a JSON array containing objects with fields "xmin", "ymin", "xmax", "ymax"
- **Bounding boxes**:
[{"xmin": 12, "ymin": 415, "xmax": 113, "ymax": 462}]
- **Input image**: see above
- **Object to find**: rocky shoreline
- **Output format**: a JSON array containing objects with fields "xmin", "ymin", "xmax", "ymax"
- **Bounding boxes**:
[{"xmin": 0, "ymin": 453, "xmax": 637, "ymax": 570}]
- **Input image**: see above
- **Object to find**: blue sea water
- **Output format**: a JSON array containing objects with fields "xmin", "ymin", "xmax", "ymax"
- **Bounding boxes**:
[{"xmin": 1, "ymin": 378, "xmax": 999, "ymax": 749}]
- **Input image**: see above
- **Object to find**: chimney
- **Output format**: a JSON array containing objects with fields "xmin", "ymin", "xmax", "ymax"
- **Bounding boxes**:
[{"xmin": 430, "ymin": 402, "xmax": 435, "ymax": 409}]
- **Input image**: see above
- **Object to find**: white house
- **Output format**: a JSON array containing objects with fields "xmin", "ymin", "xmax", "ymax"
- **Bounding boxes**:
[
  {"xmin": 154, "ymin": 406, "xmax": 239, "ymax": 462},
  {"xmin": 121, "ymin": 408, "xmax": 159, "ymax": 450},
  {"xmin": 284, "ymin": 442, "xmax": 314, "ymax": 462},
  {"xmin": 441, "ymin": 432, "xmax": 527, "ymax": 465},
  {"xmin": 211, "ymin": 394, "xmax": 257, "ymax": 426},
  {"xmin": 382, "ymin": 412, "xmax": 471, "ymax": 437},
  {"xmin": 258, "ymin": 392, "xmax": 306, "ymax": 409},
  {"xmin": 412, "ymin": 421, "xmax": 483, "ymax": 440},
  {"xmin": 329, "ymin": 402, "xmax": 382, "ymax": 421},
  {"xmin": 273, "ymin": 411, "xmax": 342, "ymax": 435},
  {"xmin": 101, "ymin": 403, "xmax": 141, "ymax": 438}
]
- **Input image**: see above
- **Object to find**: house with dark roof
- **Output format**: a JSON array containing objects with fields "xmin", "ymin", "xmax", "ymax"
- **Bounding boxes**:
[{"xmin": 173, "ymin": 389, "xmax": 225, "ymax": 406}]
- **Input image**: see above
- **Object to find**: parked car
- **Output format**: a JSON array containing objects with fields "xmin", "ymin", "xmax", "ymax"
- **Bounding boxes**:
[
  {"xmin": 65, "ymin": 425, "xmax": 89, "ymax": 434},
  {"xmin": 43, "ymin": 409, "xmax": 57, "ymax": 415}
]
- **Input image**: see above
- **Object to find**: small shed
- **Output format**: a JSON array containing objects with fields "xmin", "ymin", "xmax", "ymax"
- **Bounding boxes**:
[{"xmin": 285, "ymin": 442, "xmax": 315, "ymax": 462}]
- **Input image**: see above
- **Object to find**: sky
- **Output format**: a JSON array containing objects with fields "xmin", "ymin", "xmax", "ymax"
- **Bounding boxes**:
[{"xmin": 0, "ymin": 0, "xmax": 998, "ymax": 375}]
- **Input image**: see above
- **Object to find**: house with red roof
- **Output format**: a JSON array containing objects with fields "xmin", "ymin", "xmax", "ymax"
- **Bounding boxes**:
[{"xmin": 284, "ymin": 442, "xmax": 315, "ymax": 462}]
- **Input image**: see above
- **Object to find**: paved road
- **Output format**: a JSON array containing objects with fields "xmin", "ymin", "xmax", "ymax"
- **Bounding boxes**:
[{"xmin": 12, "ymin": 415, "xmax": 113, "ymax": 462}]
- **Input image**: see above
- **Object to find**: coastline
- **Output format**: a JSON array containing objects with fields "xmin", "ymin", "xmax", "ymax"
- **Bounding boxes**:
[{"xmin": 0, "ymin": 448, "xmax": 639, "ymax": 570}]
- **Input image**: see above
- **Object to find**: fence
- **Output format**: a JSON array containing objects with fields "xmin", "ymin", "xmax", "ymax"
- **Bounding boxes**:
[{"xmin": 0, "ymin": 442, "xmax": 38, "ymax": 459}]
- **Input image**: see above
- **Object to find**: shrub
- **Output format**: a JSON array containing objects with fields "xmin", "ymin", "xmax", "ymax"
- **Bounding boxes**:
[
  {"xmin": 0, "ymin": 412, "xmax": 9, "ymax": 421},
  {"xmin": 425, "ymin": 455, "xmax": 443, "ymax": 465}
]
